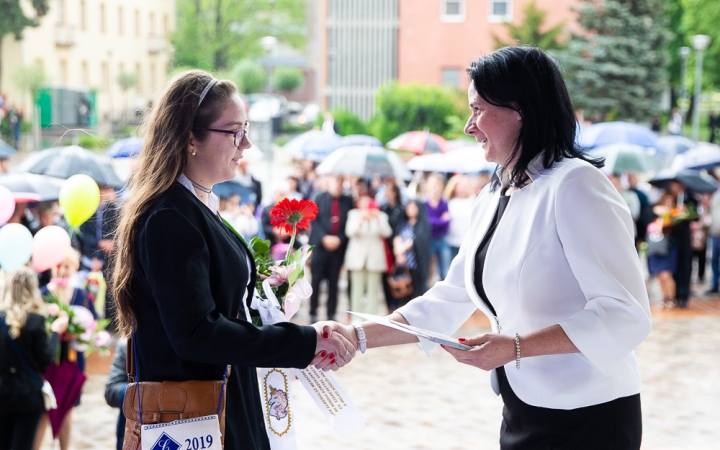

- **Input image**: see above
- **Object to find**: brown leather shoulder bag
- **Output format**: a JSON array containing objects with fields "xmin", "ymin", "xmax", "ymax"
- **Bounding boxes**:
[{"xmin": 121, "ymin": 337, "xmax": 229, "ymax": 450}]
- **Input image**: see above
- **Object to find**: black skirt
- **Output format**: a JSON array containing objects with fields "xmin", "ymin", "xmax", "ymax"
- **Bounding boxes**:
[{"xmin": 497, "ymin": 367, "xmax": 642, "ymax": 450}]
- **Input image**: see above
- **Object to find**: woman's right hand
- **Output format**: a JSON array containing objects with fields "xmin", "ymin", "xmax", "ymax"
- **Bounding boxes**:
[{"xmin": 311, "ymin": 322, "xmax": 357, "ymax": 371}]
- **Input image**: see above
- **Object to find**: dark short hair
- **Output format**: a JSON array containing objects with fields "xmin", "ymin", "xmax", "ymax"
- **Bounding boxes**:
[{"xmin": 466, "ymin": 46, "xmax": 603, "ymax": 191}]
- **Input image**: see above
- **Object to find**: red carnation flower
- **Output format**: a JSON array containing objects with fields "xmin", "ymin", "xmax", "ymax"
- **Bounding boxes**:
[{"xmin": 269, "ymin": 199, "xmax": 318, "ymax": 234}]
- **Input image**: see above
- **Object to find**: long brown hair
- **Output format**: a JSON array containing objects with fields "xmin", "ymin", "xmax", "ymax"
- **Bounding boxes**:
[
  {"xmin": 0, "ymin": 267, "xmax": 45, "ymax": 338},
  {"xmin": 111, "ymin": 70, "xmax": 238, "ymax": 337}
]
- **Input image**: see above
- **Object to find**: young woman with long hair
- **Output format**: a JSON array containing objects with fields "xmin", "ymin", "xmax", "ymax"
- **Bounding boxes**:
[{"xmin": 110, "ymin": 70, "xmax": 353, "ymax": 449}]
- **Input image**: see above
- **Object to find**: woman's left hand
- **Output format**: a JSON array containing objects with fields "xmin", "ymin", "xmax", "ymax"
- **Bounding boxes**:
[{"xmin": 441, "ymin": 334, "xmax": 516, "ymax": 371}]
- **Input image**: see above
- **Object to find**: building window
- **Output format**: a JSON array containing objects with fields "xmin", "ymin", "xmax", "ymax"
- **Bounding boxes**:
[
  {"xmin": 102, "ymin": 61, "xmax": 109, "ymax": 91},
  {"xmin": 149, "ymin": 12, "xmax": 155, "ymax": 35},
  {"xmin": 82, "ymin": 61, "xmax": 89, "ymax": 86},
  {"xmin": 135, "ymin": 10, "xmax": 140, "ymax": 37},
  {"xmin": 163, "ymin": 14, "xmax": 169, "ymax": 38},
  {"xmin": 118, "ymin": 6, "xmax": 124, "ymax": 35},
  {"xmin": 441, "ymin": 0, "xmax": 464, "ymax": 22},
  {"xmin": 56, "ymin": 0, "xmax": 65, "ymax": 25},
  {"xmin": 150, "ymin": 62, "xmax": 157, "ymax": 90},
  {"xmin": 488, "ymin": 0, "xmax": 512, "ymax": 23},
  {"xmin": 441, "ymin": 68, "xmax": 461, "ymax": 88},
  {"xmin": 136, "ymin": 63, "xmax": 142, "ymax": 92},
  {"xmin": 59, "ymin": 59, "xmax": 68, "ymax": 84},
  {"xmin": 100, "ymin": 4, "xmax": 106, "ymax": 33},
  {"xmin": 79, "ymin": 1, "xmax": 86, "ymax": 30}
]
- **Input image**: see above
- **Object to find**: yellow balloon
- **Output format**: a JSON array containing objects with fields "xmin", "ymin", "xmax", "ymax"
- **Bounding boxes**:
[{"xmin": 59, "ymin": 174, "xmax": 100, "ymax": 227}]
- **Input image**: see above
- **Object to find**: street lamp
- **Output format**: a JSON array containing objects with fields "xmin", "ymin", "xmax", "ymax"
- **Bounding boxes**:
[
  {"xmin": 260, "ymin": 36, "xmax": 278, "ymax": 95},
  {"xmin": 691, "ymin": 35, "xmax": 711, "ymax": 141},
  {"xmin": 679, "ymin": 46, "xmax": 690, "ymax": 134}
]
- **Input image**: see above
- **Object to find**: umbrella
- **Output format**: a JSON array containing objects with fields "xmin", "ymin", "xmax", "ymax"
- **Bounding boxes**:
[
  {"xmin": 386, "ymin": 151, "xmax": 412, "ymax": 181},
  {"xmin": 0, "ymin": 173, "xmax": 66, "ymax": 201},
  {"xmin": 587, "ymin": 143, "xmax": 662, "ymax": 174},
  {"xmin": 106, "ymin": 137, "xmax": 143, "ymax": 158},
  {"xmin": 212, "ymin": 180, "xmax": 258, "ymax": 202},
  {"xmin": 16, "ymin": 146, "xmax": 123, "ymax": 187},
  {"xmin": 387, "ymin": 131, "xmax": 452, "ymax": 155},
  {"xmin": 649, "ymin": 168, "xmax": 718, "ymax": 193},
  {"xmin": 657, "ymin": 135, "xmax": 695, "ymax": 156},
  {"xmin": 406, "ymin": 146, "xmax": 497, "ymax": 174},
  {"xmin": 670, "ymin": 142, "xmax": 720, "ymax": 171},
  {"xmin": 316, "ymin": 146, "xmax": 407, "ymax": 179},
  {"xmin": 281, "ymin": 130, "xmax": 344, "ymax": 162},
  {"xmin": 447, "ymin": 139, "xmax": 477, "ymax": 150},
  {"xmin": 578, "ymin": 121, "xmax": 658, "ymax": 149},
  {"xmin": 0, "ymin": 138, "xmax": 17, "ymax": 158},
  {"xmin": 340, "ymin": 134, "xmax": 383, "ymax": 147},
  {"xmin": 44, "ymin": 361, "xmax": 87, "ymax": 438}
]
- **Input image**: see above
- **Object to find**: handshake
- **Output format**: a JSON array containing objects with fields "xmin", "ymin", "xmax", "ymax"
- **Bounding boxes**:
[{"xmin": 310, "ymin": 321, "xmax": 360, "ymax": 372}]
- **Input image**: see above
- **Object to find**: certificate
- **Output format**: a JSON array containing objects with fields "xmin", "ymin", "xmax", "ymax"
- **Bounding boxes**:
[{"xmin": 347, "ymin": 311, "xmax": 473, "ymax": 350}]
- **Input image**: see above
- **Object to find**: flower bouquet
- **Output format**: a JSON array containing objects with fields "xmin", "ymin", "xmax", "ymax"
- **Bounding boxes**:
[
  {"xmin": 224, "ymin": 198, "xmax": 364, "ymax": 448},
  {"xmin": 45, "ymin": 294, "xmax": 112, "ymax": 361}
]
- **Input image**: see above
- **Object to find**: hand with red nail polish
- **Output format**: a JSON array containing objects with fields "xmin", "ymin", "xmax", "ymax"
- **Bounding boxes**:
[{"xmin": 310, "ymin": 321, "xmax": 357, "ymax": 370}]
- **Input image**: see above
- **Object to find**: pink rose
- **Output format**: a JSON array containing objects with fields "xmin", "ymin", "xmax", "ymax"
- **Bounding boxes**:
[
  {"xmin": 265, "ymin": 263, "xmax": 297, "ymax": 287},
  {"xmin": 58, "ymin": 310, "xmax": 69, "ymax": 320},
  {"xmin": 94, "ymin": 331, "xmax": 112, "ymax": 348},
  {"xmin": 284, "ymin": 278, "xmax": 312, "ymax": 320},
  {"xmin": 47, "ymin": 303, "xmax": 60, "ymax": 316}
]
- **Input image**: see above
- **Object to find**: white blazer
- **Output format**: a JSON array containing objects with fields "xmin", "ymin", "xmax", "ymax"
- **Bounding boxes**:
[
  {"xmin": 397, "ymin": 157, "xmax": 652, "ymax": 410},
  {"xmin": 344, "ymin": 209, "xmax": 393, "ymax": 272}
]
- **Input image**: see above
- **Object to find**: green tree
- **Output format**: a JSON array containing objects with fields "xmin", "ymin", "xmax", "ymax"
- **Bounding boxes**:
[
  {"xmin": 271, "ymin": 67, "xmax": 304, "ymax": 94},
  {"xmin": 0, "ymin": 0, "xmax": 49, "ymax": 88},
  {"xmin": 330, "ymin": 109, "xmax": 368, "ymax": 136},
  {"xmin": 493, "ymin": 0, "xmax": 566, "ymax": 50},
  {"xmin": 680, "ymin": 0, "xmax": 720, "ymax": 91},
  {"xmin": 230, "ymin": 60, "xmax": 266, "ymax": 94},
  {"xmin": 172, "ymin": 0, "xmax": 306, "ymax": 72},
  {"xmin": 12, "ymin": 63, "xmax": 46, "ymax": 95},
  {"xmin": 553, "ymin": 0, "xmax": 670, "ymax": 122},
  {"xmin": 369, "ymin": 83, "xmax": 461, "ymax": 144}
]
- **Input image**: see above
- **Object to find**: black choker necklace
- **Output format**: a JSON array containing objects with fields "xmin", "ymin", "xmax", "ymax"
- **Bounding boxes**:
[{"xmin": 188, "ymin": 178, "xmax": 212, "ymax": 194}]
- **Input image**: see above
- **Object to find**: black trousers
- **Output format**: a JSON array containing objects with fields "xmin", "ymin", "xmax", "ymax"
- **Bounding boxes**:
[
  {"xmin": 692, "ymin": 247, "xmax": 707, "ymax": 282},
  {"xmin": 0, "ymin": 391, "xmax": 45, "ymax": 450},
  {"xmin": 310, "ymin": 248, "xmax": 345, "ymax": 319},
  {"xmin": 497, "ymin": 367, "xmax": 642, "ymax": 450}
]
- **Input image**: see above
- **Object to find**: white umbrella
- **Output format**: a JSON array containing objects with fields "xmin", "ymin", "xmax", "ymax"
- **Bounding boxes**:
[
  {"xmin": 316, "ymin": 145, "xmax": 409, "ymax": 179},
  {"xmin": 670, "ymin": 142, "xmax": 720, "ymax": 171},
  {"xmin": 406, "ymin": 146, "xmax": 496, "ymax": 173},
  {"xmin": 587, "ymin": 143, "xmax": 662, "ymax": 175}
]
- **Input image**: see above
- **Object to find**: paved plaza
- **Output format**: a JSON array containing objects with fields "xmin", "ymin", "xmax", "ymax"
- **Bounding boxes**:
[{"xmin": 38, "ymin": 290, "xmax": 720, "ymax": 450}]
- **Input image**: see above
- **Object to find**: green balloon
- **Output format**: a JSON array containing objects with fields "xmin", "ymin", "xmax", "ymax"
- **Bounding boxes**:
[{"xmin": 0, "ymin": 224, "xmax": 34, "ymax": 272}]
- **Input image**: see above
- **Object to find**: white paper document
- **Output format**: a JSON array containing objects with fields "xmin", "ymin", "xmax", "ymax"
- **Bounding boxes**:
[{"xmin": 347, "ymin": 311, "xmax": 473, "ymax": 350}]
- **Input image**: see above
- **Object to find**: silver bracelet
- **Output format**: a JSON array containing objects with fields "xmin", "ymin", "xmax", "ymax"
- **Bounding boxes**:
[
  {"xmin": 353, "ymin": 325, "xmax": 367, "ymax": 354},
  {"xmin": 515, "ymin": 333, "xmax": 521, "ymax": 369}
]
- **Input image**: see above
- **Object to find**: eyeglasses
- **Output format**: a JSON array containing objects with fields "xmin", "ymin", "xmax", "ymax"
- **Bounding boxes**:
[{"xmin": 193, "ymin": 123, "xmax": 249, "ymax": 148}]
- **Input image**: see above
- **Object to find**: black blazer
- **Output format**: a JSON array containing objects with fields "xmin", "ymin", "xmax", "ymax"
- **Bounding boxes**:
[
  {"xmin": 308, "ymin": 192, "xmax": 354, "ymax": 248},
  {"xmin": 0, "ymin": 313, "xmax": 55, "ymax": 397},
  {"xmin": 130, "ymin": 183, "xmax": 316, "ymax": 449}
]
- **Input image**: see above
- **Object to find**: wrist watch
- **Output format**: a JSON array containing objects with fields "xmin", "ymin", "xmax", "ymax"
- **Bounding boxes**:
[{"xmin": 353, "ymin": 324, "xmax": 367, "ymax": 353}]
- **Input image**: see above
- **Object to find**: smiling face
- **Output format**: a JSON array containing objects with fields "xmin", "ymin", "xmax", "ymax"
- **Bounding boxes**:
[
  {"xmin": 464, "ymin": 83, "xmax": 523, "ymax": 168},
  {"xmin": 187, "ymin": 93, "xmax": 252, "ymax": 185}
]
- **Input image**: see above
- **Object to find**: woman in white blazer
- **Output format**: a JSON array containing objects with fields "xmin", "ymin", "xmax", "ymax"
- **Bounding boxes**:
[
  {"xmin": 344, "ymin": 196, "xmax": 393, "ymax": 317},
  {"xmin": 331, "ymin": 47, "xmax": 651, "ymax": 449}
]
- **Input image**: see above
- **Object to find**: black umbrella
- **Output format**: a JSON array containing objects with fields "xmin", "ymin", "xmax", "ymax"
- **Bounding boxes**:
[
  {"xmin": 649, "ymin": 169, "xmax": 718, "ymax": 193},
  {"xmin": 0, "ymin": 139, "xmax": 17, "ymax": 158},
  {"xmin": 16, "ymin": 145, "xmax": 123, "ymax": 187},
  {"xmin": 0, "ymin": 173, "xmax": 66, "ymax": 201}
]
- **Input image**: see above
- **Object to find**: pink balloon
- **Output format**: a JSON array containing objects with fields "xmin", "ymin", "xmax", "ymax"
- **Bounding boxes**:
[
  {"xmin": 32, "ymin": 226, "xmax": 72, "ymax": 272},
  {"xmin": 0, "ymin": 186, "xmax": 15, "ymax": 226}
]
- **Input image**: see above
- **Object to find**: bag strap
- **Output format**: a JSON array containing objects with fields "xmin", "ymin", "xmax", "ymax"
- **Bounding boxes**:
[
  {"xmin": 129, "ymin": 323, "xmax": 230, "ymax": 424},
  {"xmin": 0, "ymin": 315, "xmax": 43, "ymax": 388}
]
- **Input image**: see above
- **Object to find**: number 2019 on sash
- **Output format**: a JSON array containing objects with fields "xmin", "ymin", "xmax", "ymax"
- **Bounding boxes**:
[{"xmin": 185, "ymin": 435, "xmax": 213, "ymax": 450}]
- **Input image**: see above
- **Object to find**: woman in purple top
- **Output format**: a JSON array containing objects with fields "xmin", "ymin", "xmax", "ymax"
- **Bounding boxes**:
[{"xmin": 424, "ymin": 173, "xmax": 452, "ymax": 280}]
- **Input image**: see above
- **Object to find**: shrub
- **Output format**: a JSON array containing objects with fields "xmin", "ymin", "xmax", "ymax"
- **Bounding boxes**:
[
  {"xmin": 271, "ymin": 67, "xmax": 305, "ymax": 94},
  {"xmin": 370, "ymin": 82, "xmax": 462, "ymax": 144},
  {"xmin": 230, "ymin": 60, "xmax": 266, "ymax": 94}
]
